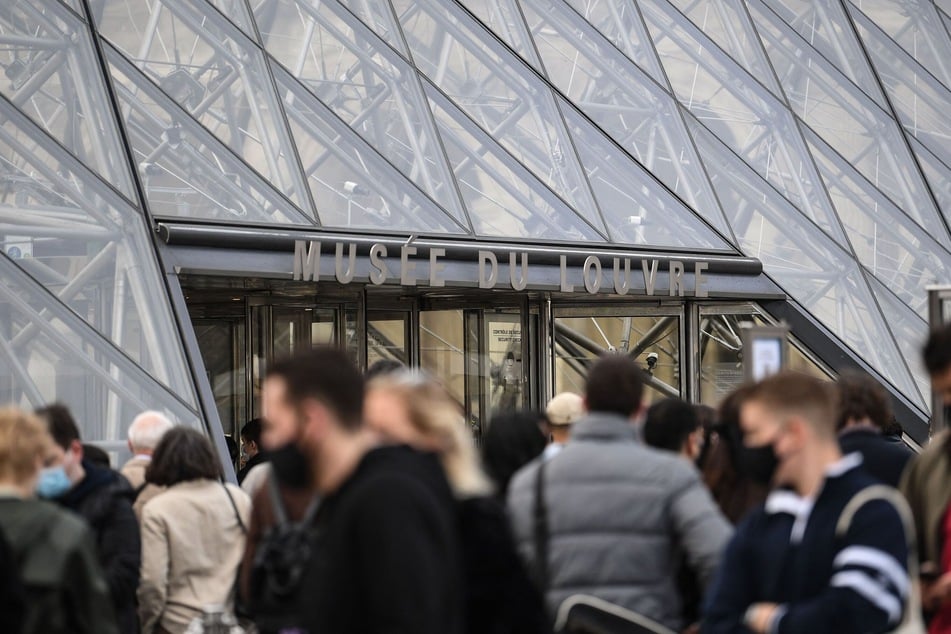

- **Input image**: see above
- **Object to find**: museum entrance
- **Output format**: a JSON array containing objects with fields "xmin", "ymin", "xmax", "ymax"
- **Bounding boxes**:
[{"xmin": 180, "ymin": 275, "xmax": 830, "ymax": 446}]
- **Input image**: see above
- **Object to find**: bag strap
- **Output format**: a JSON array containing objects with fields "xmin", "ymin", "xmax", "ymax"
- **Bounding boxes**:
[
  {"xmin": 267, "ymin": 471, "xmax": 289, "ymax": 527},
  {"xmin": 222, "ymin": 482, "xmax": 247, "ymax": 535},
  {"xmin": 835, "ymin": 485, "xmax": 924, "ymax": 632},
  {"xmin": 533, "ymin": 457, "xmax": 550, "ymax": 595}
]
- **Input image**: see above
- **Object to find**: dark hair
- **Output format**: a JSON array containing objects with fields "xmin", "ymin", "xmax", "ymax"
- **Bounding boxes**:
[
  {"xmin": 146, "ymin": 427, "xmax": 223, "ymax": 486},
  {"xmin": 481, "ymin": 410, "xmax": 548, "ymax": 499},
  {"xmin": 745, "ymin": 371, "xmax": 838, "ymax": 439},
  {"xmin": 265, "ymin": 347, "xmax": 365, "ymax": 430},
  {"xmin": 584, "ymin": 355, "xmax": 645, "ymax": 417},
  {"xmin": 34, "ymin": 403, "xmax": 81, "ymax": 449},
  {"xmin": 924, "ymin": 324, "xmax": 951, "ymax": 376},
  {"xmin": 82, "ymin": 444, "xmax": 111, "ymax": 469},
  {"xmin": 240, "ymin": 418, "xmax": 263, "ymax": 445},
  {"xmin": 366, "ymin": 359, "xmax": 406, "ymax": 380},
  {"xmin": 836, "ymin": 370, "xmax": 892, "ymax": 432},
  {"xmin": 698, "ymin": 385, "xmax": 769, "ymax": 524},
  {"xmin": 643, "ymin": 398, "xmax": 700, "ymax": 453}
]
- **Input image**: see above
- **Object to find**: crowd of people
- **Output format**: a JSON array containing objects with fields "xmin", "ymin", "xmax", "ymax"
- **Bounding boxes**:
[{"xmin": 3, "ymin": 322, "xmax": 951, "ymax": 633}]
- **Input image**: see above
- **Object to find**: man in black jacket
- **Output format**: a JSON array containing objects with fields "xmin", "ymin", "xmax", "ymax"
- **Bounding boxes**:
[
  {"xmin": 836, "ymin": 370, "xmax": 915, "ymax": 487},
  {"xmin": 262, "ymin": 348, "xmax": 464, "ymax": 634},
  {"xmin": 36, "ymin": 404, "xmax": 141, "ymax": 634}
]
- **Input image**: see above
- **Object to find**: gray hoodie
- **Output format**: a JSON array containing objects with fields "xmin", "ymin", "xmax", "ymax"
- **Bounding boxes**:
[{"xmin": 507, "ymin": 411, "xmax": 732, "ymax": 631}]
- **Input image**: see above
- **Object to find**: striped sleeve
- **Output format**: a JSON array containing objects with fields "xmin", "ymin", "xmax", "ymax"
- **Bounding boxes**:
[{"xmin": 775, "ymin": 498, "xmax": 910, "ymax": 634}]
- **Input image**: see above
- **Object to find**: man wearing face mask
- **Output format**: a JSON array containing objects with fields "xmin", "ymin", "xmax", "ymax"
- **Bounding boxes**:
[
  {"xmin": 35, "ymin": 404, "xmax": 140, "ymax": 634},
  {"xmin": 239, "ymin": 388, "xmax": 318, "ymax": 633},
  {"xmin": 703, "ymin": 372, "xmax": 913, "ymax": 634}
]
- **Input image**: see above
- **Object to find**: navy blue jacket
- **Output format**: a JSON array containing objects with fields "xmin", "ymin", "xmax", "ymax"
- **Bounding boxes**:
[{"xmin": 703, "ymin": 455, "xmax": 909, "ymax": 634}]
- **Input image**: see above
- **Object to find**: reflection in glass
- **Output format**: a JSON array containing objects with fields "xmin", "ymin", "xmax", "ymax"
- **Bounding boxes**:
[
  {"xmin": 553, "ymin": 313, "xmax": 681, "ymax": 405},
  {"xmin": 420, "ymin": 309, "xmax": 469, "ymax": 427},
  {"xmin": 698, "ymin": 308, "xmax": 832, "ymax": 405}
]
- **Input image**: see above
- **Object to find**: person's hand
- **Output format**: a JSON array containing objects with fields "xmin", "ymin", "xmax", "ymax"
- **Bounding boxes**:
[
  {"xmin": 744, "ymin": 603, "xmax": 779, "ymax": 634},
  {"xmin": 924, "ymin": 573, "xmax": 951, "ymax": 611},
  {"xmin": 682, "ymin": 623, "xmax": 700, "ymax": 634}
]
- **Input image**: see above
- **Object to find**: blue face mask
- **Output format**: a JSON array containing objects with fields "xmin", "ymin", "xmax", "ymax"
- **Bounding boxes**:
[{"xmin": 36, "ymin": 466, "xmax": 72, "ymax": 499}]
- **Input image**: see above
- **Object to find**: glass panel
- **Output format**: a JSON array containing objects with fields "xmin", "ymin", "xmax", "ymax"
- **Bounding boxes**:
[
  {"xmin": 273, "ymin": 63, "xmax": 466, "ymax": 233},
  {"xmin": 558, "ymin": 101, "xmax": 733, "ymax": 250},
  {"xmin": 106, "ymin": 46, "xmax": 313, "ymax": 225},
  {"xmin": 256, "ymin": 0, "xmax": 468, "ymax": 227},
  {"xmin": 392, "ymin": 0, "xmax": 603, "ymax": 227},
  {"xmin": 334, "ymin": 0, "xmax": 409, "ymax": 55},
  {"xmin": 0, "ymin": 100, "xmax": 197, "ymax": 402},
  {"xmin": 690, "ymin": 119, "xmax": 920, "ymax": 401},
  {"xmin": 0, "ymin": 0, "xmax": 134, "ymax": 198},
  {"xmin": 848, "ymin": 0, "xmax": 951, "ymax": 90},
  {"xmin": 207, "ymin": 0, "xmax": 256, "ymax": 37},
  {"xmin": 419, "ymin": 309, "xmax": 473, "ymax": 431},
  {"xmin": 423, "ymin": 80, "xmax": 605, "ymax": 241},
  {"xmin": 748, "ymin": 0, "xmax": 950, "ymax": 245},
  {"xmin": 698, "ymin": 309, "xmax": 833, "ymax": 405},
  {"xmin": 513, "ymin": 0, "xmax": 733, "ymax": 240},
  {"xmin": 761, "ymin": 0, "xmax": 888, "ymax": 108},
  {"xmin": 0, "ymin": 255, "xmax": 199, "ymax": 447},
  {"xmin": 562, "ymin": 0, "xmax": 668, "ymax": 84},
  {"xmin": 96, "ymin": 0, "xmax": 311, "ymax": 208},
  {"xmin": 193, "ymin": 319, "xmax": 246, "ymax": 439},
  {"xmin": 867, "ymin": 275, "xmax": 930, "ymax": 409},
  {"xmin": 805, "ymin": 126, "xmax": 950, "ymax": 318},
  {"xmin": 368, "ymin": 312, "xmax": 410, "ymax": 366},
  {"xmin": 553, "ymin": 312, "xmax": 681, "ymax": 405},
  {"xmin": 667, "ymin": 0, "xmax": 783, "ymax": 96},
  {"xmin": 849, "ymin": 6, "xmax": 951, "ymax": 170},
  {"xmin": 640, "ymin": 0, "xmax": 850, "ymax": 247},
  {"xmin": 909, "ymin": 137, "xmax": 951, "ymax": 228},
  {"xmin": 458, "ymin": 0, "xmax": 541, "ymax": 63},
  {"xmin": 484, "ymin": 311, "xmax": 525, "ymax": 418}
]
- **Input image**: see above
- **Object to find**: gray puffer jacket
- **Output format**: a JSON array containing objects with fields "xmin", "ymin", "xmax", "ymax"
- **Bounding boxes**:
[{"xmin": 507, "ymin": 412, "xmax": 732, "ymax": 631}]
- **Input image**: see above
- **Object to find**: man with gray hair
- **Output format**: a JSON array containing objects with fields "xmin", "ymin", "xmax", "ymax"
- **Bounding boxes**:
[{"xmin": 121, "ymin": 411, "xmax": 174, "ymax": 518}]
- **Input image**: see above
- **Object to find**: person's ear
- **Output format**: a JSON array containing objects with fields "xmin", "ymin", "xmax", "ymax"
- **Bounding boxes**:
[{"xmin": 71, "ymin": 439, "xmax": 84, "ymax": 459}]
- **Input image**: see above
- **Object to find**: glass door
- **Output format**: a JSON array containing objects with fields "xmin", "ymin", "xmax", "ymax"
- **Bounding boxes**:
[{"xmin": 418, "ymin": 299, "xmax": 532, "ymax": 441}]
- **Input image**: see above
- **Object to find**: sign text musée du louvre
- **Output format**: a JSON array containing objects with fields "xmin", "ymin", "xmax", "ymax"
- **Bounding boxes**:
[{"xmin": 292, "ymin": 240, "xmax": 711, "ymax": 297}]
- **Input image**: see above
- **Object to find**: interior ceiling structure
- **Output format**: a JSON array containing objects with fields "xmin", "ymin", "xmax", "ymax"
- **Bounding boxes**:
[{"xmin": 1, "ymin": 0, "xmax": 949, "ymax": 439}]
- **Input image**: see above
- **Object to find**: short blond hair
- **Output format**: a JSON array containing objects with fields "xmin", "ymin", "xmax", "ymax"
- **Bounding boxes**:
[
  {"xmin": 0, "ymin": 408, "xmax": 51, "ymax": 485},
  {"xmin": 367, "ymin": 372, "xmax": 491, "ymax": 498}
]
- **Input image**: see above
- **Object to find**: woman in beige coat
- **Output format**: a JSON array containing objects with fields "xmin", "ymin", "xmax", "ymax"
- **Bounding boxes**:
[{"xmin": 137, "ymin": 428, "xmax": 251, "ymax": 634}]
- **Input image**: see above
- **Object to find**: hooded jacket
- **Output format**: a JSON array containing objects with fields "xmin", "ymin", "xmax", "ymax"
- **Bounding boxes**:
[
  {"xmin": 58, "ymin": 460, "xmax": 141, "ymax": 634},
  {"xmin": 0, "ymin": 496, "xmax": 118, "ymax": 634},
  {"xmin": 507, "ymin": 412, "xmax": 733, "ymax": 631}
]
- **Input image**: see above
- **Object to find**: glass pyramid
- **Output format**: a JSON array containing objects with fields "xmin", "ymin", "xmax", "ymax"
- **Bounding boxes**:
[{"xmin": 2, "ymin": 0, "xmax": 949, "ymax": 441}]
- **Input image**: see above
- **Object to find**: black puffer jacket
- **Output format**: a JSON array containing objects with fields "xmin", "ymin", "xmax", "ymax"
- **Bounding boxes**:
[{"xmin": 58, "ymin": 460, "xmax": 141, "ymax": 634}]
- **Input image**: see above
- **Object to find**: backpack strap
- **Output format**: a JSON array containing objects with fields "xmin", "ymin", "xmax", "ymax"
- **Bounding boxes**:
[
  {"xmin": 532, "ymin": 457, "xmax": 550, "ymax": 596},
  {"xmin": 268, "ymin": 471, "xmax": 289, "ymax": 527},
  {"xmin": 222, "ymin": 482, "xmax": 247, "ymax": 535},
  {"xmin": 835, "ymin": 485, "xmax": 925, "ymax": 633}
]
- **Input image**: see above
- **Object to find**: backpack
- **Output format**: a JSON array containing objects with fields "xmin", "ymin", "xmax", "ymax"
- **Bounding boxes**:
[
  {"xmin": 0, "ymin": 524, "xmax": 26, "ymax": 634},
  {"xmin": 248, "ymin": 474, "xmax": 320, "ymax": 632}
]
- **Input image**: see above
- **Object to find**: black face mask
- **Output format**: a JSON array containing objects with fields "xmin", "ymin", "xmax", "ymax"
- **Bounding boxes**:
[
  {"xmin": 269, "ymin": 441, "xmax": 312, "ymax": 490},
  {"xmin": 738, "ymin": 443, "xmax": 780, "ymax": 487}
]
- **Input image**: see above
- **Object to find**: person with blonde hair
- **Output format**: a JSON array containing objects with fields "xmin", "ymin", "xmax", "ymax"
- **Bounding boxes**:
[
  {"xmin": 364, "ymin": 370, "xmax": 548, "ymax": 634},
  {"xmin": 364, "ymin": 371, "xmax": 490, "ymax": 497},
  {"xmin": 0, "ymin": 407, "xmax": 118, "ymax": 634}
]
